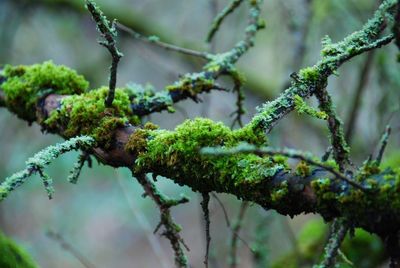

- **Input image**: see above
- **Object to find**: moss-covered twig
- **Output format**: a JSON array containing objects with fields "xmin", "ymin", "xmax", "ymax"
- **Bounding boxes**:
[
  {"xmin": 376, "ymin": 125, "xmax": 391, "ymax": 165},
  {"xmin": 201, "ymin": 143, "xmax": 366, "ymax": 191},
  {"xmin": 206, "ymin": 0, "xmax": 245, "ymax": 43},
  {"xmin": 317, "ymin": 220, "xmax": 348, "ymax": 268},
  {"xmin": 0, "ymin": 136, "xmax": 95, "ymax": 201},
  {"xmin": 251, "ymin": 0, "xmax": 395, "ymax": 133},
  {"xmin": 134, "ymin": 173, "xmax": 189, "ymax": 268},
  {"xmin": 67, "ymin": 151, "xmax": 92, "ymax": 184},
  {"xmin": 85, "ymin": 0, "xmax": 123, "ymax": 107},
  {"xmin": 314, "ymin": 87, "xmax": 349, "ymax": 171},
  {"xmin": 126, "ymin": 0, "xmax": 264, "ymax": 117}
]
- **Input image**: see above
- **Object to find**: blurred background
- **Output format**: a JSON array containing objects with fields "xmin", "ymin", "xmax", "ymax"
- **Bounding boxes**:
[{"xmin": 0, "ymin": 0, "xmax": 399, "ymax": 267}]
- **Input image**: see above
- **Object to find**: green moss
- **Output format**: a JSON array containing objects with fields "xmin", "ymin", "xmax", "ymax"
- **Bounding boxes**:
[
  {"xmin": 127, "ymin": 118, "xmax": 273, "ymax": 194},
  {"xmin": 293, "ymin": 94, "xmax": 328, "ymax": 120},
  {"xmin": 166, "ymin": 73, "xmax": 215, "ymax": 97},
  {"xmin": 0, "ymin": 232, "xmax": 38, "ymax": 268},
  {"xmin": 271, "ymin": 181, "xmax": 289, "ymax": 202},
  {"xmin": 1, "ymin": 61, "xmax": 89, "ymax": 122},
  {"xmin": 299, "ymin": 66, "xmax": 319, "ymax": 83},
  {"xmin": 295, "ymin": 161, "xmax": 311, "ymax": 177},
  {"xmin": 45, "ymin": 87, "xmax": 139, "ymax": 149}
]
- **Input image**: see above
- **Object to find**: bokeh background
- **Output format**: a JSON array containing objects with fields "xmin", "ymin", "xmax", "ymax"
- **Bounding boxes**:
[{"xmin": 0, "ymin": 0, "xmax": 399, "ymax": 267}]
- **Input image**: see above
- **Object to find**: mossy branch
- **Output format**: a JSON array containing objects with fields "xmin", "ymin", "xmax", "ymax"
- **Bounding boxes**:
[
  {"xmin": 0, "ymin": 1, "xmax": 399, "ymax": 264},
  {"xmin": 0, "ymin": 136, "xmax": 95, "ymax": 201},
  {"xmin": 85, "ymin": 0, "xmax": 123, "ymax": 108}
]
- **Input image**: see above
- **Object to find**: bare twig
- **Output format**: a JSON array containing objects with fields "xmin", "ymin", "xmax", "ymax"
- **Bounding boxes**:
[
  {"xmin": 134, "ymin": 173, "xmax": 190, "ymax": 268},
  {"xmin": 116, "ymin": 23, "xmax": 209, "ymax": 59},
  {"xmin": 46, "ymin": 230, "xmax": 97, "ymax": 268},
  {"xmin": 207, "ymin": 0, "xmax": 245, "ymax": 42},
  {"xmin": 229, "ymin": 201, "xmax": 249, "ymax": 268},
  {"xmin": 376, "ymin": 125, "xmax": 391, "ymax": 165},
  {"xmin": 201, "ymin": 193, "xmax": 211, "ymax": 268},
  {"xmin": 345, "ymin": 52, "xmax": 376, "ymax": 143},
  {"xmin": 85, "ymin": 0, "xmax": 123, "ymax": 107}
]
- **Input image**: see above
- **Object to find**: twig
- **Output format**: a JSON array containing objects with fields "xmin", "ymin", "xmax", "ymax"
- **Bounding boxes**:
[
  {"xmin": 0, "ymin": 136, "xmax": 95, "ymax": 201},
  {"xmin": 211, "ymin": 194, "xmax": 254, "ymax": 252},
  {"xmin": 229, "ymin": 201, "xmax": 249, "ymax": 268},
  {"xmin": 251, "ymin": 0, "xmax": 395, "ymax": 134},
  {"xmin": 202, "ymin": 144, "xmax": 367, "ymax": 191},
  {"xmin": 207, "ymin": 0, "xmax": 245, "ymax": 42},
  {"xmin": 376, "ymin": 125, "xmax": 391, "ymax": 165},
  {"xmin": 134, "ymin": 173, "xmax": 190, "ymax": 268},
  {"xmin": 68, "ymin": 152, "xmax": 91, "ymax": 184},
  {"xmin": 46, "ymin": 230, "xmax": 97, "ymax": 268},
  {"xmin": 314, "ymin": 87, "xmax": 349, "ymax": 171},
  {"xmin": 317, "ymin": 219, "xmax": 348, "ymax": 268},
  {"xmin": 201, "ymin": 193, "xmax": 211, "ymax": 268},
  {"xmin": 85, "ymin": 0, "xmax": 123, "ymax": 107},
  {"xmin": 345, "ymin": 52, "xmax": 376, "ymax": 143},
  {"xmin": 116, "ymin": 23, "xmax": 209, "ymax": 59}
]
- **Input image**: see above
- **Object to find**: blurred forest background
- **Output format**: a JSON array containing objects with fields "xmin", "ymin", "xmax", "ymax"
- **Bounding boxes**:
[{"xmin": 0, "ymin": 0, "xmax": 399, "ymax": 267}]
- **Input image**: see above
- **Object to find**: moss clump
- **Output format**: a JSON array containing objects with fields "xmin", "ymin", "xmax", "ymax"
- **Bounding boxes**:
[
  {"xmin": 271, "ymin": 181, "xmax": 289, "ymax": 203},
  {"xmin": 125, "ymin": 122, "xmax": 159, "ymax": 156},
  {"xmin": 293, "ymin": 95, "xmax": 327, "ymax": 120},
  {"xmin": 0, "ymin": 232, "xmax": 38, "ymax": 268},
  {"xmin": 166, "ymin": 73, "xmax": 215, "ymax": 97},
  {"xmin": 126, "ymin": 118, "xmax": 275, "ymax": 194},
  {"xmin": 295, "ymin": 161, "xmax": 311, "ymax": 177},
  {"xmin": 45, "ymin": 87, "xmax": 139, "ymax": 149},
  {"xmin": 1, "ymin": 61, "xmax": 89, "ymax": 122},
  {"xmin": 299, "ymin": 66, "xmax": 319, "ymax": 83}
]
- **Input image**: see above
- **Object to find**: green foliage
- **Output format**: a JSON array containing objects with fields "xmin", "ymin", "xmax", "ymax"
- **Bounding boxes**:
[
  {"xmin": 0, "ymin": 232, "xmax": 38, "ymax": 268},
  {"xmin": 272, "ymin": 219, "xmax": 386, "ymax": 268},
  {"xmin": 1, "ymin": 61, "xmax": 89, "ymax": 122}
]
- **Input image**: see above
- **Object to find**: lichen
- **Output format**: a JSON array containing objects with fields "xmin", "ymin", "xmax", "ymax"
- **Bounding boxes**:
[
  {"xmin": 45, "ymin": 87, "xmax": 139, "ymax": 149},
  {"xmin": 1, "ymin": 61, "xmax": 89, "ymax": 122}
]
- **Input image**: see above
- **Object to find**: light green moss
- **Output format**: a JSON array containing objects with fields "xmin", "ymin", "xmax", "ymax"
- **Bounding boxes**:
[
  {"xmin": 294, "ymin": 95, "xmax": 328, "ymax": 120},
  {"xmin": 126, "ymin": 118, "xmax": 274, "ymax": 193},
  {"xmin": 0, "ymin": 232, "xmax": 38, "ymax": 268},
  {"xmin": 299, "ymin": 66, "xmax": 320, "ymax": 82},
  {"xmin": 45, "ymin": 87, "xmax": 139, "ymax": 149},
  {"xmin": 1, "ymin": 61, "xmax": 89, "ymax": 122}
]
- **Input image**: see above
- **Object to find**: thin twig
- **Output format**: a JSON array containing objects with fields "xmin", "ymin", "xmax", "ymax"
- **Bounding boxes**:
[
  {"xmin": 202, "ymin": 145, "xmax": 367, "ymax": 191},
  {"xmin": 318, "ymin": 219, "xmax": 348, "ymax": 268},
  {"xmin": 345, "ymin": 51, "xmax": 376, "ymax": 143},
  {"xmin": 211, "ymin": 194, "xmax": 254, "ymax": 252},
  {"xmin": 116, "ymin": 23, "xmax": 209, "ymax": 59},
  {"xmin": 134, "ymin": 173, "xmax": 190, "ymax": 268},
  {"xmin": 229, "ymin": 201, "xmax": 249, "ymax": 268},
  {"xmin": 85, "ymin": 0, "xmax": 123, "ymax": 107},
  {"xmin": 46, "ymin": 230, "xmax": 97, "ymax": 268},
  {"xmin": 201, "ymin": 192, "xmax": 211, "ymax": 268},
  {"xmin": 376, "ymin": 125, "xmax": 391, "ymax": 165},
  {"xmin": 207, "ymin": 0, "xmax": 245, "ymax": 42}
]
